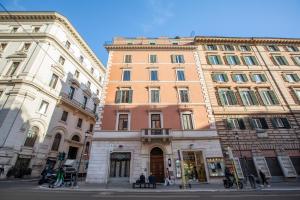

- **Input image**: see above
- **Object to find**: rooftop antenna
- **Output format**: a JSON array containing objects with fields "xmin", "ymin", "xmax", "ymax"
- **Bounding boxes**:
[{"xmin": 190, "ymin": 31, "xmax": 195, "ymax": 37}]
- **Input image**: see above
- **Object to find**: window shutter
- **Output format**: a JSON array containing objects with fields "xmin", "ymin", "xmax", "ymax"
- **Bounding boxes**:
[
  {"xmin": 181, "ymin": 55, "xmax": 185, "ymax": 63},
  {"xmin": 218, "ymin": 45, "xmax": 223, "ymax": 51},
  {"xmin": 218, "ymin": 90, "xmax": 226, "ymax": 106},
  {"xmin": 241, "ymin": 56, "xmax": 247, "ymax": 65},
  {"xmin": 206, "ymin": 56, "xmax": 211, "ymax": 65},
  {"xmin": 242, "ymin": 74, "xmax": 248, "ymax": 82},
  {"xmin": 260, "ymin": 118, "xmax": 269, "ymax": 129},
  {"xmin": 252, "ymin": 56, "xmax": 259, "ymax": 65},
  {"xmin": 235, "ymin": 56, "xmax": 241, "ymax": 65},
  {"xmin": 291, "ymin": 56, "xmax": 300, "ymax": 66},
  {"xmin": 226, "ymin": 118, "xmax": 233, "ymax": 129},
  {"xmin": 238, "ymin": 118, "xmax": 246, "ymax": 130},
  {"xmin": 268, "ymin": 90, "xmax": 279, "ymax": 105},
  {"xmin": 259, "ymin": 91, "xmax": 268, "ymax": 105},
  {"xmin": 282, "ymin": 56, "xmax": 289, "ymax": 65},
  {"xmin": 239, "ymin": 91, "xmax": 247, "ymax": 105},
  {"xmin": 248, "ymin": 118, "xmax": 255, "ymax": 129},
  {"xmin": 211, "ymin": 74, "xmax": 217, "ymax": 82},
  {"xmin": 261, "ymin": 74, "xmax": 267, "ymax": 82},
  {"xmin": 128, "ymin": 90, "xmax": 133, "ymax": 103},
  {"xmin": 271, "ymin": 118, "xmax": 278, "ymax": 128},
  {"xmin": 270, "ymin": 56, "xmax": 278, "ymax": 66},
  {"xmin": 217, "ymin": 55, "xmax": 223, "ymax": 65},
  {"xmin": 115, "ymin": 90, "xmax": 121, "ymax": 103},
  {"xmin": 250, "ymin": 74, "xmax": 256, "ymax": 82},
  {"xmin": 282, "ymin": 74, "xmax": 288, "ymax": 82},
  {"xmin": 171, "ymin": 55, "xmax": 175, "ymax": 63},
  {"xmin": 223, "ymin": 56, "xmax": 229, "ymax": 65},
  {"xmin": 249, "ymin": 90, "xmax": 259, "ymax": 105},
  {"xmin": 229, "ymin": 90, "xmax": 237, "ymax": 105},
  {"xmin": 292, "ymin": 74, "xmax": 300, "ymax": 82},
  {"xmin": 231, "ymin": 74, "xmax": 237, "ymax": 82},
  {"xmin": 274, "ymin": 46, "xmax": 280, "ymax": 51},
  {"xmin": 293, "ymin": 46, "xmax": 299, "ymax": 52},
  {"xmin": 281, "ymin": 118, "xmax": 291, "ymax": 129},
  {"xmin": 223, "ymin": 74, "xmax": 229, "ymax": 82}
]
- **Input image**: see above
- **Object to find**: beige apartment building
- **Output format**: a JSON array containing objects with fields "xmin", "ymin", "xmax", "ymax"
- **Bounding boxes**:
[
  {"xmin": 87, "ymin": 37, "xmax": 224, "ymax": 184},
  {"xmin": 195, "ymin": 36, "xmax": 300, "ymax": 180},
  {"xmin": 0, "ymin": 12, "xmax": 106, "ymax": 178}
]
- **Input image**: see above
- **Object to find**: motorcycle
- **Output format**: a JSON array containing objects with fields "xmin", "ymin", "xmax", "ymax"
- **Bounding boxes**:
[
  {"xmin": 38, "ymin": 169, "xmax": 56, "ymax": 185},
  {"xmin": 223, "ymin": 176, "xmax": 243, "ymax": 189}
]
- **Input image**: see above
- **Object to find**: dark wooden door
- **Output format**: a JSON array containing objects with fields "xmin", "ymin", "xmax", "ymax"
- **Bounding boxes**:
[{"xmin": 150, "ymin": 147, "xmax": 164, "ymax": 183}]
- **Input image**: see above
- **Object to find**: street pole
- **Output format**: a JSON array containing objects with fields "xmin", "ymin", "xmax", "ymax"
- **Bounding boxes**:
[
  {"xmin": 235, "ymin": 132, "xmax": 247, "ymax": 184},
  {"xmin": 75, "ymin": 131, "xmax": 89, "ymax": 186}
]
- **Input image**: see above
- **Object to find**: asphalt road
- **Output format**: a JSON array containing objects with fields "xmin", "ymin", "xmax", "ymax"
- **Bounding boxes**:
[{"xmin": 1, "ymin": 181, "xmax": 300, "ymax": 200}]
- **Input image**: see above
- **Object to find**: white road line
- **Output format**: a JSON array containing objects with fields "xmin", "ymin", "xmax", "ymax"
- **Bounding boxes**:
[
  {"xmin": 211, "ymin": 194, "xmax": 300, "ymax": 198},
  {"xmin": 91, "ymin": 195, "xmax": 200, "ymax": 198}
]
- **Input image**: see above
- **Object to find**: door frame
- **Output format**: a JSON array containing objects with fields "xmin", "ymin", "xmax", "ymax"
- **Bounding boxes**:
[{"xmin": 149, "ymin": 146, "xmax": 165, "ymax": 183}]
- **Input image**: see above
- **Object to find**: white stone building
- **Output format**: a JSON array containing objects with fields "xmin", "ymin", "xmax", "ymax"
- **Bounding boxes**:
[{"xmin": 0, "ymin": 12, "xmax": 106, "ymax": 178}]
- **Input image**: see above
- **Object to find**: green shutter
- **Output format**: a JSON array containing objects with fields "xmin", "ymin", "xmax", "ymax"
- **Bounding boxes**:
[
  {"xmin": 223, "ymin": 74, "xmax": 229, "ymax": 82},
  {"xmin": 271, "ymin": 118, "xmax": 278, "ymax": 128},
  {"xmin": 228, "ymin": 90, "xmax": 237, "ymax": 105},
  {"xmin": 115, "ymin": 90, "xmax": 121, "ymax": 103},
  {"xmin": 207, "ymin": 56, "xmax": 212, "ymax": 65},
  {"xmin": 238, "ymin": 118, "xmax": 246, "ymax": 129},
  {"xmin": 282, "ymin": 74, "xmax": 288, "ymax": 82},
  {"xmin": 211, "ymin": 74, "xmax": 217, "ymax": 82},
  {"xmin": 250, "ymin": 74, "xmax": 255, "ymax": 82},
  {"xmin": 249, "ymin": 90, "xmax": 259, "ymax": 105},
  {"xmin": 217, "ymin": 55, "xmax": 223, "ymax": 65},
  {"xmin": 128, "ymin": 90, "xmax": 133, "ymax": 103},
  {"xmin": 271, "ymin": 56, "xmax": 278, "ymax": 65},
  {"xmin": 181, "ymin": 55, "xmax": 185, "ymax": 63},
  {"xmin": 248, "ymin": 118, "xmax": 255, "ymax": 129},
  {"xmin": 239, "ymin": 91, "xmax": 247, "ymax": 105},
  {"xmin": 218, "ymin": 90, "xmax": 226, "ymax": 106},
  {"xmin": 232, "ymin": 74, "xmax": 237, "ymax": 82},
  {"xmin": 252, "ymin": 56, "xmax": 259, "ymax": 65},
  {"xmin": 292, "ymin": 74, "xmax": 300, "ymax": 82},
  {"xmin": 226, "ymin": 118, "xmax": 233, "ymax": 129},
  {"xmin": 235, "ymin": 56, "xmax": 241, "ymax": 65},
  {"xmin": 268, "ymin": 90, "xmax": 279, "ymax": 105},
  {"xmin": 281, "ymin": 118, "xmax": 291, "ymax": 129},
  {"xmin": 259, "ymin": 91, "xmax": 269, "ymax": 105},
  {"xmin": 241, "ymin": 56, "xmax": 247, "ymax": 65},
  {"xmin": 291, "ymin": 56, "xmax": 300, "ymax": 66},
  {"xmin": 282, "ymin": 56, "xmax": 289, "ymax": 65},
  {"xmin": 261, "ymin": 74, "xmax": 267, "ymax": 82},
  {"xmin": 242, "ymin": 74, "xmax": 248, "ymax": 82},
  {"xmin": 224, "ymin": 56, "xmax": 229, "ymax": 65}
]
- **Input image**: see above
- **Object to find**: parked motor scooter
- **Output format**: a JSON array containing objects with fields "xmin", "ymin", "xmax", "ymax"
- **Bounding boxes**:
[{"xmin": 223, "ymin": 176, "xmax": 243, "ymax": 189}]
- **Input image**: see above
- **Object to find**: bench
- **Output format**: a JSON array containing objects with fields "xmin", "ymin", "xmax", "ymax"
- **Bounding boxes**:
[{"xmin": 132, "ymin": 182, "xmax": 156, "ymax": 189}]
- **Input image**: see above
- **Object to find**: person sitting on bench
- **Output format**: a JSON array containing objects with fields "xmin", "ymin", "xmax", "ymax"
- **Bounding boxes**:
[{"xmin": 148, "ymin": 173, "xmax": 156, "ymax": 188}]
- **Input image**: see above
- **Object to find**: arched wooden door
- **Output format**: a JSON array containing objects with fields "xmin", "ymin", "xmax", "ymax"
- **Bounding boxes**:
[{"xmin": 150, "ymin": 147, "xmax": 164, "ymax": 183}]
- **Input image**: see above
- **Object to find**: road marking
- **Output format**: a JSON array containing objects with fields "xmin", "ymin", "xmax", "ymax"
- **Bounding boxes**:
[
  {"xmin": 92, "ymin": 194, "xmax": 200, "ymax": 198},
  {"xmin": 211, "ymin": 194, "xmax": 300, "ymax": 198}
]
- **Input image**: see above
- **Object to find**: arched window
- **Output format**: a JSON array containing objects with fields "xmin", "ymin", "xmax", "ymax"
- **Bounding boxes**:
[
  {"xmin": 51, "ymin": 133, "xmax": 61, "ymax": 151},
  {"xmin": 24, "ymin": 126, "xmax": 39, "ymax": 147},
  {"xmin": 71, "ymin": 135, "xmax": 80, "ymax": 142},
  {"xmin": 85, "ymin": 142, "xmax": 90, "ymax": 155}
]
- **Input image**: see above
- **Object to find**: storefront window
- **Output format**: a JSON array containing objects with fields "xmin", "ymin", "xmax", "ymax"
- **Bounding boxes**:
[
  {"xmin": 182, "ymin": 151, "xmax": 207, "ymax": 182},
  {"xmin": 206, "ymin": 158, "xmax": 225, "ymax": 177}
]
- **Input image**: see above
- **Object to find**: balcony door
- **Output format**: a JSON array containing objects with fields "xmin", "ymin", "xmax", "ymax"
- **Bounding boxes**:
[{"xmin": 151, "ymin": 114, "xmax": 161, "ymax": 135}]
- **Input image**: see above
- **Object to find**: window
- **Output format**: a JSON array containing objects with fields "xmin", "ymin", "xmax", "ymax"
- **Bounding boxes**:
[
  {"xmin": 239, "ymin": 90, "xmax": 259, "ymax": 106},
  {"xmin": 294, "ymin": 89, "xmax": 300, "ymax": 102},
  {"xmin": 91, "ymin": 67, "xmax": 94, "ymax": 74},
  {"xmin": 292, "ymin": 56, "xmax": 300, "ymax": 66},
  {"xmin": 33, "ymin": 26, "xmax": 40, "ymax": 33},
  {"xmin": 115, "ymin": 89, "xmax": 133, "ymax": 103},
  {"xmin": 51, "ymin": 133, "xmax": 61, "ymax": 151},
  {"xmin": 267, "ymin": 45, "xmax": 279, "ymax": 52},
  {"xmin": 150, "ymin": 42, "xmax": 156, "ymax": 45},
  {"xmin": 0, "ymin": 43, "xmax": 7, "ymax": 51},
  {"xmin": 271, "ymin": 118, "xmax": 291, "ymax": 129},
  {"xmin": 6, "ymin": 62, "xmax": 20, "ymax": 76},
  {"xmin": 68, "ymin": 86, "xmax": 75, "ymax": 99},
  {"xmin": 250, "ymin": 118, "xmax": 268, "ymax": 129},
  {"xmin": 226, "ymin": 118, "xmax": 246, "ymax": 130},
  {"xmin": 212, "ymin": 73, "xmax": 228, "ymax": 83},
  {"xmin": 284, "ymin": 74, "xmax": 300, "ymax": 83},
  {"xmin": 122, "ymin": 70, "xmax": 131, "ymax": 81},
  {"xmin": 150, "ymin": 70, "xmax": 158, "ymax": 81},
  {"xmin": 72, "ymin": 135, "xmax": 80, "ymax": 142},
  {"xmin": 58, "ymin": 56, "xmax": 65, "ymax": 65},
  {"xmin": 259, "ymin": 90, "xmax": 279, "ymax": 105},
  {"xmin": 87, "ymin": 81, "xmax": 91, "ymax": 88},
  {"xmin": 218, "ymin": 89, "xmax": 238, "ymax": 106},
  {"xmin": 77, "ymin": 118, "xmax": 83, "ymax": 128},
  {"xmin": 207, "ymin": 44, "xmax": 217, "ymax": 51},
  {"xmin": 89, "ymin": 124, "xmax": 94, "ymax": 132},
  {"xmin": 96, "ymin": 89, "xmax": 99, "ymax": 95},
  {"xmin": 61, "ymin": 111, "xmax": 68, "ymax": 122},
  {"xmin": 79, "ymin": 55, "xmax": 84, "ymax": 63},
  {"xmin": 85, "ymin": 142, "xmax": 90, "ymax": 155},
  {"xmin": 179, "ymin": 89, "xmax": 189, "ymax": 103},
  {"xmin": 99, "ymin": 76, "xmax": 102, "ymax": 83},
  {"xmin": 243, "ymin": 56, "xmax": 258, "ymax": 66},
  {"xmin": 49, "ymin": 74, "xmax": 59, "ymax": 89},
  {"xmin": 150, "ymin": 89, "xmax": 160, "ymax": 103},
  {"xmin": 240, "ymin": 45, "xmax": 251, "ymax": 52},
  {"xmin": 74, "ymin": 70, "xmax": 79, "ymax": 78},
  {"xmin": 181, "ymin": 113, "xmax": 194, "ymax": 130},
  {"xmin": 226, "ymin": 55, "xmax": 240, "ymax": 65},
  {"xmin": 24, "ymin": 126, "xmax": 39, "ymax": 147},
  {"xmin": 118, "ymin": 113, "xmax": 129, "ymax": 130},
  {"xmin": 65, "ymin": 41, "xmax": 71, "ymax": 49},
  {"xmin": 149, "ymin": 55, "xmax": 157, "ymax": 63},
  {"xmin": 286, "ymin": 46, "xmax": 298, "ymax": 52},
  {"xmin": 171, "ymin": 55, "xmax": 185, "ymax": 63},
  {"xmin": 224, "ymin": 45, "xmax": 234, "ymax": 51},
  {"xmin": 83, "ymin": 96, "xmax": 88, "ymax": 109},
  {"xmin": 232, "ymin": 74, "xmax": 248, "ymax": 83},
  {"xmin": 11, "ymin": 27, "xmax": 19, "ymax": 33},
  {"xmin": 273, "ymin": 56, "xmax": 288, "ymax": 65},
  {"xmin": 39, "ymin": 100, "xmax": 49, "ymax": 114},
  {"xmin": 251, "ymin": 74, "xmax": 267, "ymax": 83},
  {"xmin": 93, "ymin": 103, "xmax": 97, "ymax": 113},
  {"xmin": 208, "ymin": 55, "xmax": 222, "ymax": 65},
  {"xmin": 176, "ymin": 70, "xmax": 185, "ymax": 81},
  {"xmin": 124, "ymin": 55, "xmax": 132, "ymax": 63},
  {"xmin": 22, "ymin": 43, "xmax": 31, "ymax": 51}
]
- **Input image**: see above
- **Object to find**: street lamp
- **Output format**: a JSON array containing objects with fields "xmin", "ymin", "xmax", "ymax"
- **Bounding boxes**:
[{"xmin": 75, "ymin": 131, "xmax": 91, "ymax": 186}]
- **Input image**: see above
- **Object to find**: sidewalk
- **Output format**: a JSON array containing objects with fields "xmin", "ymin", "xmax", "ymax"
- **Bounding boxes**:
[{"xmin": 38, "ymin": 181, "xmax": 300, "ymax": 192}]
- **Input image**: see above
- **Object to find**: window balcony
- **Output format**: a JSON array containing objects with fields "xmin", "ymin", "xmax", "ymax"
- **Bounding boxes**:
[{"xmin": 141, "ymin": 128, "xmax": 172, "ymax": 143}]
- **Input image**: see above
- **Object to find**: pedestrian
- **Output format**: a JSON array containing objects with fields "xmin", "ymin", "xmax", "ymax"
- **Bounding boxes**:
[
  {"xmin": 164, "ymin": 168, "xmax": 171, "ymax": 186},
  {"xmin": 259, "ymin": 169, "xmax": 270, "ymax": 187},
  {"xmin": 248, "ymin": 173, "xmax": 256, "ymax": 189},
  {"xmin": 148, "ymin": 172, "xmax": 156, "ymax": 188}
]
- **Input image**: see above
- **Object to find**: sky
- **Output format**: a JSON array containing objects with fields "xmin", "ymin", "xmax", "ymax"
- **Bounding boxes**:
[{"xmin": 1, "ymin": 0, "xmax": 300, "ymax": 64}]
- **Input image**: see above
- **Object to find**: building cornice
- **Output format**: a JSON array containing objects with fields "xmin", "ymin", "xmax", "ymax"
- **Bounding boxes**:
[
  {"xmin": 105, "ymin": 44, "xmax": 197, "ymax": 50},
  {"xmin": 0, "ymin": 12, "xmax": 105, "ymax": 72},
  {"xmin": 194, "ymin": 36, "xmax": 300, "ymax": 45}
]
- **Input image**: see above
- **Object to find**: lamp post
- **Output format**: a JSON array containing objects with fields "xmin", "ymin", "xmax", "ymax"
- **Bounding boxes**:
[
  {"xmin": 75, "ymin": 130, "xmax": 90, "ymax": 186},
  {"xmin": 234, "ymin": 132, "xmax": 247, "ymax": 181}
]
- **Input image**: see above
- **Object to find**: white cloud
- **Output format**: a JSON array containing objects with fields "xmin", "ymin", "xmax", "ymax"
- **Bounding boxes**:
[{"xmin": 141, "ymin": 0, "xmax": 174, "ymax": 33}]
